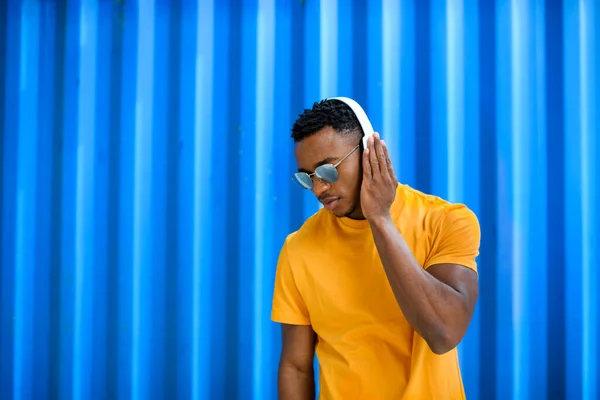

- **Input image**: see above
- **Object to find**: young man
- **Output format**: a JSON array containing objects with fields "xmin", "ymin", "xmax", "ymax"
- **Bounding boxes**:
[{"xmin": 271, "ymin": 98, "xmax": 480, "ymax": 399}]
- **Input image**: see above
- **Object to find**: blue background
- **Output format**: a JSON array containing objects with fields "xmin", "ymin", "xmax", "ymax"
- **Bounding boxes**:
[{"xmin": 0, "ymin": 0, "xmax": 599, "ymax": 399}]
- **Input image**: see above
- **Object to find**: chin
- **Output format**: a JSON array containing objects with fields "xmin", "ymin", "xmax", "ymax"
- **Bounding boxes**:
[
  {"xmin": 332, "ymin": 210, "xmax": 345, "ymax": 218},
  {"xmin": 330, "ymin": 205, "xmax": 346, "ymax": 218},
  {"xmin": 333, "ymin": 203, "xmax": 355, "ymax": 218}
]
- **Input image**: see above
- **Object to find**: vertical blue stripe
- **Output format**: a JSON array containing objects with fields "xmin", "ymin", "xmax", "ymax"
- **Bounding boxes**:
[
  {"xmin": 477, "ymin": 1, "xmax": 497, "ymax": 398},
  {"xmin": 530, "ymin": 0, "xmax": 549, "ymax": 397},
  {"xmin": 34, "ymin": 4, "xmax": 59, "ymax": 397},
  {"xmin": 430, "ymin": 0, "xmax": 448, "ymax": 199},
  {"xmin": 272, "ymin": 1, "xmax": 293, "ymax": 397},
  {"xmin": 14, "ymin": 2, "xmax": 39, "ymax": 398},
  {"xmin": 462, "ymin": 0, "xmax": 480, "ymax": 210},
  {"xmin": 579, "ymin": 1, "xmax": 597, "ymax": 398},
  {"xmin": 175, "ymin": 1, "xmax": 194, "ymax": 397},
  {"xmin": 350, "ymin": 0, "xmax": 368, "ymax": 104},
  {"xmin": 563, "ymin": 1, "xmax": 583, "ymax": 398},
  {"xmin": 132, "ymin": 1, "xmax": 154, "ymax": 399},
  {"xmin": 397, "ymin": 0, "xmax": 416, "ymax": 187},
  {"xmin": 1, "ymin": 1, "xmax": 19, "ymax": 397},
  {"xmin": 336, "ymin": 0, "xmax": 353, "ymax": 95},
  {"xmin": 320, "ymin": 0, "xmax": 337, "ymax": 98},
  {"xmin": 366, "ymin": 0, "xmax": 383, "ymax": 131},
  {"xmin": 92, "ymin": 2, "xmax": 115, "ymax": 396},
  {"xmin": 288, "ymin": 0, "xmax": 307, "ymax": 233},
  {"xmin": 44, "ymin": 5, "xmax": 65, "ymax": 397},
  {"xmin": 253, "ymin": 0, "xmax": 275, "ymax": 394},
  {"xmin": 59, "ymin": 1, "xmax": 80, "ymax": 397},
  {"xmin": 0, "ymin": 5, "xmax": 5, "ymax": 324},
  {"xmin": 254, "ymin": 1, "xmax": 275, "ymax": 399},
  {"xmin": 303, "ymin": 0, "xmax": 320, "ymax": 108},
  {"xmin": 452, "ymin": 0, "xmax": 481, "ymax": 397},
  {"xmin": 212, "ymin": 1, "xmax": 240, "ymax": 398},
  {"xmin": 162, "ymin": 2, "xmax": 181, "ymax": 392},
  {"xmin": 545, "ymin": 0, "xmax": 566, "ymax": 397},
  {"xmin": 73, "ymin": 1, "xmax": 97, "ymax": 398},
  {"xmin": 195, "ymin": 0, "xmax": 213, "ymax": 398},
  {"xmin": 302, "ymin": 0, "xmax": 321, "ymax": 220},
  {"xmin": 175, "ymin": 1, "xmax": 197, "ymax": 397},
  {"xmin": 116, "ymin": 1, "xmax": 137, "ymax": 397},
  {"xmin": 239, "ymin": 0, "xmax": 258, "ymax": 397},
  {"xmin": 446, "ymin": 0, "xmax": 464, "ymax": 203},
  {"xmin": 495, "ymin": 1, "xmax": 514, "ymax": 398},
  {"xmin": 149, "ymin": 1, "xmax": 170, "ymax": 397},
  {"xmin": 381, "ymin": 0, "xmax": 401, "ymax": 173},
  {"xmin": 594, "ymin": 0, "xmax": 600, "ymax": 387},
  {"xmin": 510, "ymin": 1, "xmax": 532, "ymax": 398},
  {"xmin": 414, "ymin": 0, "xmax": 431, "ymax": 191}
]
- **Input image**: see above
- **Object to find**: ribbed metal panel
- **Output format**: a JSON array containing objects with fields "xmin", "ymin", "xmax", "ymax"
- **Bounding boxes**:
[{"xmin": 0, "ymin": 1, "xmax": 598, "ymax": 399}]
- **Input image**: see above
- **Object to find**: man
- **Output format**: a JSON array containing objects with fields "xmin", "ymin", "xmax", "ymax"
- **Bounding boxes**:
[{"xmin": 271, "ymin": 98, "xmax": 480, "ymax": 399}]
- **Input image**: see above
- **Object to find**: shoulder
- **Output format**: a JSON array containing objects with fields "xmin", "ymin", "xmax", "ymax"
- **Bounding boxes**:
[
  {"xmin": 394, "ymin": 184, "xmax": 480, "ymax": 238},
  {"xmin": 282, "ymin": 208, "xmax": 331, "ymax": 254},
  {"xmin": 437, "ymin": 203, "xmax": 479, "ymax": 228}
]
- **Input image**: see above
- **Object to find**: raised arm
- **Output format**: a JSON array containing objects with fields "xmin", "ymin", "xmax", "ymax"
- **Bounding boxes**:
[{"xmin": 360, "ymin": 133, "xmax": 480, "ymax": 354}]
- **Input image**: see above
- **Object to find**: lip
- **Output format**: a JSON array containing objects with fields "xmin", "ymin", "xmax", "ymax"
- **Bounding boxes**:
[{"xmin": 322, "ymin": 197, "xmax": 340, "ymax": 210}]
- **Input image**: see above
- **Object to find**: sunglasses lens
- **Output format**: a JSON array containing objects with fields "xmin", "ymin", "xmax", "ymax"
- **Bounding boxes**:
[
  {"xmin": 315, "ymin": 165, "xmax": 338, "ymax": 184},
  {"xmin": 293, "ymin": 173, "xmax": 313, "ymax": 189}
]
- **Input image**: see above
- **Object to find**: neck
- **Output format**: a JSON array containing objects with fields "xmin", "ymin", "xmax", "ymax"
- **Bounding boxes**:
[{"xmin": 345, "ymin": 206, "xmax": 365, "ymax": 220}]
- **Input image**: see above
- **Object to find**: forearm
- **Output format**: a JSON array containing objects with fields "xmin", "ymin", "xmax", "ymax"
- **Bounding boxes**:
[
  {"xmin": 278, "ymin": 364, "xmax": 315, "ymax": 400},
  {"xmin": 369, "ymin": 214, "xmax": 468, "ymax": 353}
]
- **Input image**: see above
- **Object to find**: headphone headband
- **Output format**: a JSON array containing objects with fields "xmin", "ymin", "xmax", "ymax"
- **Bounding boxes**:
[{"xmin": 328, "ymin": 97, "xmax": 374, "ymax": 149}]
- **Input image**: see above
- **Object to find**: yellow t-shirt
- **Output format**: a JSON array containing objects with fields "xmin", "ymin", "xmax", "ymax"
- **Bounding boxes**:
[{"xmin": 271, "ymin": 183, "xmax": 480, "ymax": 399}]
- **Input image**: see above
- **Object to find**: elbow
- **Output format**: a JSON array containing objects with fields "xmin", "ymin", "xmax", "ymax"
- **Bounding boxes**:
[
  {"xmin": 425, "ymin": 329, "xmax": 461, "ymax": 355},
  {"xmin": 428, "ymin": 341, "xmax": 456, "ymax": 355}
]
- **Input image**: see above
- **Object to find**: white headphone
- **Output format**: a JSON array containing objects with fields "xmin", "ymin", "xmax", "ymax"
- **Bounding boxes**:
[{"xmin": 328, "ymin": 97, "xmax": 375, "ymax": 149}]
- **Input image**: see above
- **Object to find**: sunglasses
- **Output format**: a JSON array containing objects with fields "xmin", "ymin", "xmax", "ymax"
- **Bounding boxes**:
[{"xmin": 292, "ymin": 144, "xmax": 360, "ymax": 190}]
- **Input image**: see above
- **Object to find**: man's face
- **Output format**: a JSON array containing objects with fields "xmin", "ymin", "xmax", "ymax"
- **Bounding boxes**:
[{"xmin": 294, "ymin": 126, "xmax": 364, "ymax": 219}]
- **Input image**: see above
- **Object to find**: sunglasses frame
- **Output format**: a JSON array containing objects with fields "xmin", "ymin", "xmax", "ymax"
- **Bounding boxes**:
[{"xmin": 293, "ymin": 144, "xmax": 361, "ymax": 190}]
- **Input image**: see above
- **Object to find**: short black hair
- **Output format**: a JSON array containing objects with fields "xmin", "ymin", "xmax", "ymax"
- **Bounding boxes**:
[{"xmin": 291, "ymin": 99, "xmax": 364, "ymax": 142}]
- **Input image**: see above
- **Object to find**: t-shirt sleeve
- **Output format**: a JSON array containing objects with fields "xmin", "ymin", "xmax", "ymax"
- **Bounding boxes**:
[
  {"xmin": 423, "ymin": 204, "xmax": 481, "ymax": 273},
  {"xmin": 271, "ymin": 239, "xmax": 311, "ymax": 325}
]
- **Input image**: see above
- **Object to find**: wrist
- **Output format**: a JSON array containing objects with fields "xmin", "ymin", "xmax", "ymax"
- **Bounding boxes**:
[{"xmin": 367, "ymin": 212, "xmax": 393, "ymax": 228}]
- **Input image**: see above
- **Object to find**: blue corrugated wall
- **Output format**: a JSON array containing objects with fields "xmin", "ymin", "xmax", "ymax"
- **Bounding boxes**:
[{"xmin": 0, "ymin": 0, "xmax": 598, "ymax": 399}]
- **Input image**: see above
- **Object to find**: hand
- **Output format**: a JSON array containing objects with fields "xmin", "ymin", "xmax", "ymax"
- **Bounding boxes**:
[{"xmin": 360, "ymin": 133, "xmax": 397, "ymax": 221}]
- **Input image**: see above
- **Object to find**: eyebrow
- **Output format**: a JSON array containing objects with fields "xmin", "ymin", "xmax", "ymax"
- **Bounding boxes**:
[{"xmin": 297, "ymin": 156, "xmax": 338, "ymax": 173}]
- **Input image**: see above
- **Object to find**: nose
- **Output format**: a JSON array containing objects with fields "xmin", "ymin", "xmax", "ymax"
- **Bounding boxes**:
[{"xmin": 311, "ymin": 178, "xmax": 330, "ymax": 198}]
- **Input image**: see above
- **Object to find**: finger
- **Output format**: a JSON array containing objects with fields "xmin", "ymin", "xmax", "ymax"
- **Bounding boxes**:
[
  {"xmin": 369, "ymin": 135, "xmax": 380, "ymax": 179},
  {"xmin": 363, "ymin": 143, "xmax": 373, "ymax": 181},
  {"xmin": 374, "ymin": 133, "xmax": 387, "ymax": 174},
  {"xmin": 381, "ymin": 140, "xmax": 397, "ymax": 183},
  {"xmin": 377, "ymin": 139, "xmax": 391, "ymax": 181}
]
